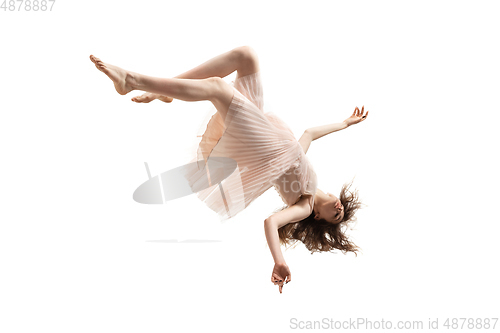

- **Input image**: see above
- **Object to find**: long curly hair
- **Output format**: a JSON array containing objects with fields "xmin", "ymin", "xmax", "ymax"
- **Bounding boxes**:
[{"xmin": 274, "ymin": 179, "xmax": 364, "ymax": 255}]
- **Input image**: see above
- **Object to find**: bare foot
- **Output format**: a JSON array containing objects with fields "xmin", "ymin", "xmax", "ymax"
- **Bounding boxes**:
[
  {"xmin": 90, "ymin": 55, "xmax": 134, "ymax": 95},
  {"xmin": 158, "ymin": 95, "xmax": 174, "ymax": 103},
  {"xmin": 131, "ymin": 92, "xmax": 173, "ymax": 103}
]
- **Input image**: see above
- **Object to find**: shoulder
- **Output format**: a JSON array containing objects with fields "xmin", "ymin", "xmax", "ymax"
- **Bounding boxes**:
[
  {"xmin": 269, "ymin": 195, "xmax": 314, "ymax": 229},
  {"xmin": 298, "ymin": 130, "xmax": 313, "ymax": 154},
  {"xmin": 299, "ymin": 194, "xmax": 315, "ymax": 215}
]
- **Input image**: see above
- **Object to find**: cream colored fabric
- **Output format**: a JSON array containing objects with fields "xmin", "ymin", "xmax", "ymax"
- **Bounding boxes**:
[{"xmin": 185, "ymin": 72, "xmax": 317, "ymax": 221}]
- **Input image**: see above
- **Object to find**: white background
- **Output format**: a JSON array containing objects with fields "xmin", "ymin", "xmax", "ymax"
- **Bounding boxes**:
[{"xmin": 1, "ymin": 1, "xmax": 499, "ymax": 332}]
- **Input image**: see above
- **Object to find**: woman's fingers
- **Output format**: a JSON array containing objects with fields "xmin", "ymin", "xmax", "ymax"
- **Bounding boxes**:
[
  {"xmin": 360, "ymin": 106, "xmax": 368, "ymax": 116},
  {"xmin": 272, "ymin": 273, "xmax": 283, "ymax": 285},
  {"xmin": 351, "ymin": 106, "xmax": 369, "ymax": 123},
  {"xmin": 352, "ymin": 106, "xmax": 370, "ymax": 121},
  {"xmin": 271, "ymin": 273, "xmax": 286, "ymax": 293}
]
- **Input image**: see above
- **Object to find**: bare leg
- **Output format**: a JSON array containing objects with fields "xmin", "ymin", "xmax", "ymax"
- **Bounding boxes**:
[
  {"xmin": 173, "ymin": 45, "xmax": 260, "ymax": 80},
  {"xmin": 89, "ymin": 55, "xmax": 234, "ymax": 119},
  {"xmin": 131, "ymin": 46, "xmax": 260, "ymax": 103}
]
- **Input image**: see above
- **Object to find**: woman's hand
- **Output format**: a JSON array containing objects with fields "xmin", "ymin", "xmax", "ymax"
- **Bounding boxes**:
[
  {"xmin": 271, "ymin": 262, "xmax": 291, "ymax": 294},
  {"xmin": 343, "ymin": 106, "xmax": 369, "ymax": 126}
]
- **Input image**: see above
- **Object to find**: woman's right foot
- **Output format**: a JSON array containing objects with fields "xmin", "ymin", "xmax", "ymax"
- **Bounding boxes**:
[
  {"xmin": 89, "ymin": 55, "xmax": 134, "ymax": 95},
  {"xmin": 131, "ymin": 92, "xmax": 173, "ymax": 104}
]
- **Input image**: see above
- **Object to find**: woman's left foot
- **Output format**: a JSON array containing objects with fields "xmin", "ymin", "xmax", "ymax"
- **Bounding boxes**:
[
  {"xmin": 90, "ymin": 55, "xmax": 134, "ymax": 95},
  {"xmin": 132, "ymin": 92, "xmax": 173, "ymax": 103}
]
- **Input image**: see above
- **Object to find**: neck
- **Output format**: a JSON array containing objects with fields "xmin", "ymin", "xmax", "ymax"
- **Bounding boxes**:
[{"xmin": 313, "ymin": 188, "xmax": 329, "ymax": 213}]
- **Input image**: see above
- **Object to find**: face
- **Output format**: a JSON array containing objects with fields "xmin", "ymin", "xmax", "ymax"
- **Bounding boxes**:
[{"xmin": 314, "ymin": 192, "xmax": 344, "ymax": 224}]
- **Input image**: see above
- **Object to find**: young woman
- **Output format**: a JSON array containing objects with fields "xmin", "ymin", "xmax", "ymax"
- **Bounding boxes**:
[{"xmin": 90, "ymin": 46, "xmax": 368, "ymax": 293}]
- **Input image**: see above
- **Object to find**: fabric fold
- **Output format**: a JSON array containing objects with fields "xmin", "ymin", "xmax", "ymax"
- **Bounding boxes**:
[{"xmin": 184, "ymin": 72, "xmax": 318, "ymax": 221}]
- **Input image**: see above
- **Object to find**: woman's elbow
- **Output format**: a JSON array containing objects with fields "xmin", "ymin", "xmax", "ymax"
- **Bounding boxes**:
[
  {"xmin": 304, "ymin": 129, "xmax": 316, "ymax": 141},
  {"xmin": 264, "ymin": 217, "xmax": 275, "ymax": 229}
]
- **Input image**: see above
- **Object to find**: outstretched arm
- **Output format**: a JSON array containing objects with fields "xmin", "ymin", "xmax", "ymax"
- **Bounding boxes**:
[
  {"xmin": 298, "ymin": 106, "xmax": 369, "ymax": 154},
  {"xmin": 264, "ymin": 195, "xmax": 313, "ymax": 293}
]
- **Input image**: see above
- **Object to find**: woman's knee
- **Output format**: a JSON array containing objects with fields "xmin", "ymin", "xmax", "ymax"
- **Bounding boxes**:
[
  {"xmin": 233, "ymin": 46, "xmax": 259, "ymax": 76},
  {"xmin": 207, "ymin": 77, "xmax": 233, "ymax": 102},
  {"xmin": 206, "ymin": 77, "xmax": 234, "ymax": 117}
]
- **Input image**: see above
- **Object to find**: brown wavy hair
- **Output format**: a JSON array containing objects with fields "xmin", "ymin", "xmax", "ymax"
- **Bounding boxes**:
[{"xmin": 274, "ymin": 179, "xmax": 364, "ymax": 255}]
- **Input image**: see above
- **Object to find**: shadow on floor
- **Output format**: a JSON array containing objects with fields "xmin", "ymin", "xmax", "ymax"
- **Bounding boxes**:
[{"xmin": 145, "ymin": 239, "xmax": 222, "ymax": 243}]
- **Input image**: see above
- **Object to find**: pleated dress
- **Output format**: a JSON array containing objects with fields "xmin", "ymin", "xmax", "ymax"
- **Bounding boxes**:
[{"xmin": 183, "ymin": 72, "xmax": 318, "ymax": 221}]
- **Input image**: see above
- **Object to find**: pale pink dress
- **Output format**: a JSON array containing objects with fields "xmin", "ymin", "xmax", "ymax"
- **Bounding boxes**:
[{"xmin": 184, "ymin": 72, "xmax": 318, "ymax": 221}]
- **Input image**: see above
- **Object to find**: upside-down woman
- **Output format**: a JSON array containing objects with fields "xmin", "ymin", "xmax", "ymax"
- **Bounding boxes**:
[{"xmin": 90, "ymin": 46, "xmax": 368, "ymax": 293}]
